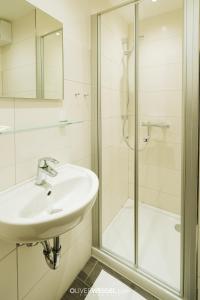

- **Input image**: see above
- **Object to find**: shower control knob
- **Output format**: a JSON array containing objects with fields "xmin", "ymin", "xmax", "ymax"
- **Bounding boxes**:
[{"xmin": 144, "ymin": 136, "xmax": 150, "ymax": 143}]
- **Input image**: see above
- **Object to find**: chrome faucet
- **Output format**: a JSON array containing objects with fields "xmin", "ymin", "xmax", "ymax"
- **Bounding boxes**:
[{"xmin": 35, "ymin": 157, "xmax": 59, "ymax": 186}]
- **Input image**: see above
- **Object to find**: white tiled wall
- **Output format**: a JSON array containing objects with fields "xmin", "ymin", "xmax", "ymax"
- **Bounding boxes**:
[
  {"xmin": 137, "ymin": 9, "xmax": 183, "ymax": 215},
  {"xmin": 0, "ymin": 0, "xmax": 104, "ymax": 299}
]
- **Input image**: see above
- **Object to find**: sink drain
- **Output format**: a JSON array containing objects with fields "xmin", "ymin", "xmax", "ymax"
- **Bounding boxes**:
[{"xmin": 47, "ymin": 190, "xmax": 52, "ymax": 196}]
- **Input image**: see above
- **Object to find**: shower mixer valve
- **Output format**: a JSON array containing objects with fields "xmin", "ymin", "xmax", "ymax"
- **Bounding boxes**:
[{"xmin": 143, "ymin": 136, "xmax": 150, "ymax": 143}]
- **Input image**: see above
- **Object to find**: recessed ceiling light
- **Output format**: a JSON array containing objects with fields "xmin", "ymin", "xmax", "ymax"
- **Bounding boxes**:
[
  {"xmin": 56, "ymin": 32, "xmax": 60, "ymax": 36},
  {"xmin": 152, "ymin": 0, "xmax": 157, "ymax": 2}
]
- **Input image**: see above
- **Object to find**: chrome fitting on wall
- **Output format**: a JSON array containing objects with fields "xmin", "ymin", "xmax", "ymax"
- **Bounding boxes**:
[{"xmin": 41, "ymin": 237, "xmax": 61, "ymax": 270}]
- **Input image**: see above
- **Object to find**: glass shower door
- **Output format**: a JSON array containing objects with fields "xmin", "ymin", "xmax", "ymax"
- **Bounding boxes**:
[
  {"xmin": 137, "ymin": 0, "xmax": 183, "ymax": 291},
  {"xmin": 98, "ymin": 0, "xmax": 186, "ymax": 295},
  {"xmin": 100, "ymin": 3, "xmax": 136, "ymax": 266}
]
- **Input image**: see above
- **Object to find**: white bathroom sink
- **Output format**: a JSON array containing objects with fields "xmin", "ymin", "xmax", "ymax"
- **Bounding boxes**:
[{"xmin": 0, "ymin": 164, "xmax": 99, "ymax": 243}]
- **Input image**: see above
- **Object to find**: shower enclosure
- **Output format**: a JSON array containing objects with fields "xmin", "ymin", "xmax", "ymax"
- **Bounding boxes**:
[{"xmin": 91, "ymin": 0, "xmax": 199, "ymax": 299}]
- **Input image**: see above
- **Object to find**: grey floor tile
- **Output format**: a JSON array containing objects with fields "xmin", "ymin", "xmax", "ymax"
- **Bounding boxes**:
[
  {"xmin": 77, "ymin": 257, "xmax": 97, "ymax": 283},
  {"xmin": 61, "ymin": 278, "xmax": 89, "ymax": 300},
  {"xmin": 62, "ymin": 256, "xmax": 159, "ymax": 300},
  {"xmin": 85, "ymin": 261, "xmax": 103, "ymax": 286}
]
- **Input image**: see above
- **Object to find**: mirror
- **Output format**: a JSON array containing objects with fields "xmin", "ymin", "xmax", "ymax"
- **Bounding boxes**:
[
  {"xmin": 0, "ymin": 0, "xmax": 36, "ymax": 98},
  {"xmin": 36, "ymin": 10, "xmax": 63, "ymax": 100},
  {"xmin": 0, "ymin": 0, "xmax": 64, "ymax": 100}
]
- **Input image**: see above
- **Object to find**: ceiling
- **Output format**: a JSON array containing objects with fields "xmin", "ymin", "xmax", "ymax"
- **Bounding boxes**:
[
  {"xmin": 139, "ymin": 0, "xmax": 183, "ymax": 20},
  {"xmin": 0, "ymin": 0, "xmax": 34, "ymax": 21},
  {"xmin": 0, "ymin": 0, "xmax": 183, "ymax": 24},
  {"xmin": 109, "ymin": 0, "xmax": 183, "ymax": 22}
]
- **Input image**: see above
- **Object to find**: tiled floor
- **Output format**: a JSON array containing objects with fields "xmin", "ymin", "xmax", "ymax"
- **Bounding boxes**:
[{"xmin": 61, "ymin": 257, "xmax": 158, "ymax": 300}]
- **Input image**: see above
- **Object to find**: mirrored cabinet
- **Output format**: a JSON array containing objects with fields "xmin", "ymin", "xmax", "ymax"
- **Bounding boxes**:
[{"xmin": 0, "ymin": 0, "xmax": 64, "ymax": 100}]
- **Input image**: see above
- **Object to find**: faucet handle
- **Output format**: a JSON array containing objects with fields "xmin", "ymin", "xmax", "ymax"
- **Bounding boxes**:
[{"xmin": 38, "ymin": 157, "xmax": 59, "ymax": 168}]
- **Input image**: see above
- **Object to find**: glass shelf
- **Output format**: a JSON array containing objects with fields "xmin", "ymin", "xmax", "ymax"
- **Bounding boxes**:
[{"xmin": 0, "ymin": 120, "xmax": 83, "ymax": 135}]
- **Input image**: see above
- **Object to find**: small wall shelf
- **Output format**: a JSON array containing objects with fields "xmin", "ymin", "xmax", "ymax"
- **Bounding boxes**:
[{"xmin": 0, "ymin": 120, "xmax": 83, "ymax": 135}]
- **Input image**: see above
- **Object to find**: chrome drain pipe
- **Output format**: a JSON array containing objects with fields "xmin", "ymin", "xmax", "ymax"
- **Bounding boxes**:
[{"xmin": 41, "ymin": 237, "xmax": 61, "ymax": 270}]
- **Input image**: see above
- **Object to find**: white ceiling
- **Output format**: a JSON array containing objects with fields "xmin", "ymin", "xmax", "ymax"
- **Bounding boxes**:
[
  {"xmin": 0, "ymin": 0, "xmax": 34, "ymax": 21},
  {"xmin": 109, "ymin": 0, "xmax": 183, "ymax": 22},
  {"xmin": 139, "ymin": 0, "xmax": 183, "ymax": 20},
  {"xmin": 0, "ymin": 0, "xmax": 183, "ymax": 24}
]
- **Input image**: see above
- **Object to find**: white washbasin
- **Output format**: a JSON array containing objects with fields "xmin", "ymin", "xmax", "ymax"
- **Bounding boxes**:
[{"xmin": 0, "ymin": 164, "xmax": 99, "ymax": 243}]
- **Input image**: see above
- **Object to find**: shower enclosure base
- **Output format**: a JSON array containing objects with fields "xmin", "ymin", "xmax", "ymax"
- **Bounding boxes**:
[
  {"xmin": 102, "ymin": 199, "xmax": 180, "ymax": 291},
  {"xmin": 92, "ymin": 246, "xmax": 181, "ymax": 300}
]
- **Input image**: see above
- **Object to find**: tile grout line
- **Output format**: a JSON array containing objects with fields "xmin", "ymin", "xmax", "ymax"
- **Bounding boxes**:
[
  {"xmin": 84, "ymin": 260, "xmax": 99, "ymax": 283},
  {"xmin": 21, "ymin": 268, "xmax": 50, "ymax": 300},
  {"xmin": 0, "ymin": 247, "xmax": 16, "ymax": 264},
  {"xmin": 76, "ymin": 277, "xmax": 91, "ymax": 289}
]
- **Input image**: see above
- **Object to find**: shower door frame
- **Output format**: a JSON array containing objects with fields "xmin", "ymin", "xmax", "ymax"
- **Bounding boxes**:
[{"xmin": 91, "ymin": 0, "xmax": 199, "ymax": 299}]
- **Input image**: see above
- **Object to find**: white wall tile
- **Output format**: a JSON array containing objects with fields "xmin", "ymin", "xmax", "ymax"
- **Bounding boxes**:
[
  {"xmin": 139, "ymin": 90, "xmax": 182, "ymax": 117},
  {"xmin": 64, "ymin": 38, "xmax": 90, "ymax": 84},
  {"xmin": 55, "ymin": 227, "xmax": 92, "ymax": 299},
  {"xmin": 137, "ymin": 9, "xmax": 182, "ymax": 214},
  {"xmin": 23, "ymin": 217, "xmax": 92, "ymax": 300},
  {"xmin": 61, "ymin": 212, "xmax": 92, "ymax": 255},
  {"xmin": 0, "ymin": 99, "xmax": 15, "ymax": 190},
  {"xmin": 139, "ymin": 9, "xmax": 183, "ymax": 42},
  {"xmin": 64, "ymin": 80, "xmax": 91, "ymax": 122},
  {"xmin": 139, "ymin": 64, "xmax": 182, "ymax": 92},
  {"xmin": 0, "ymin": 241, "xmax": 15, "ymax": 261},
  {"xmin": 14, "ymin": 99, "xmax": 62, "ymax": 129},
  {"xmin": 18, "ymin": 244, "xmax": 49, "ymax": 299},
  {"xmin": 0, "ymin": 251, "xmax": 17, "ymax": 300}
]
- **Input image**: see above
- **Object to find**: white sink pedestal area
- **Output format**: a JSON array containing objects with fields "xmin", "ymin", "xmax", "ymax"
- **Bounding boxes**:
[{"xmin": 0, "ymin": 164, "xmax": 99, "ymax": 269}]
